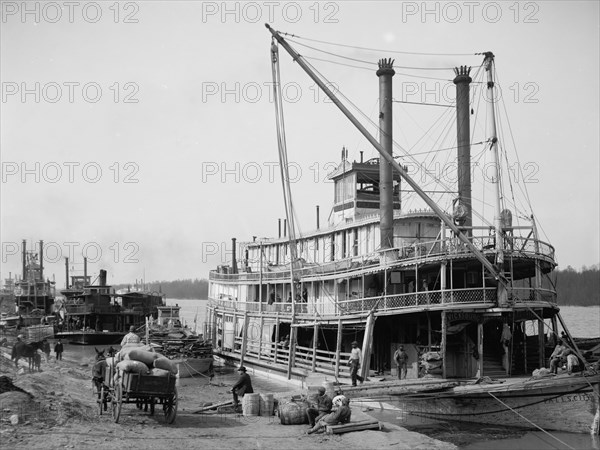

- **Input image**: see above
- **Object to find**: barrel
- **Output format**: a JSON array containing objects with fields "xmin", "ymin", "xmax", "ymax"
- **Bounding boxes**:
[
  {"xmin": 278, "ymin": 401, "xmax": 308, "ymax": 425},
  {"xmin": 242, "ymin": 393, "xmax": 260, "ymax": 417},
  {"xmin": 259, "ymin": 393, "xmax": 274, "ymax": 416}
]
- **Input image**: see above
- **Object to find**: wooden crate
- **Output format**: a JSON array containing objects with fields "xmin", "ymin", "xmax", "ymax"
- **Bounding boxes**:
[{"xmin": 122, "ymin": 371, "xmax": 175, "ymax": 395}]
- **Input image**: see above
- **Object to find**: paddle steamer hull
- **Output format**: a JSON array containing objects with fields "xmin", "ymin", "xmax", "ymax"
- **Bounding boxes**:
[
  {"xmin": 174, "ymin": 357, "xmax": 214, "ymax": 379},
  {"xmin": 56, "ymin": 330, "xmax": 126, "ymax": 345},
  {"xmin": 395, "ymin": 373, "xmax": 600, "ymax": 434}
]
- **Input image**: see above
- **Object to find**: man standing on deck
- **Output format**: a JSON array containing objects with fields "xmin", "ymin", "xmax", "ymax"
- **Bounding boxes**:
[
  {"xmin": 120, "ymin": 326, "xmax": 140, "ymax": 346},
  {"xmin": 394, "ymin": 345, "xmax": 409, "ymax": 380},
  {"xmin": 230, "ymin": 365, "xmax": 253, "ymax": 408},
  {"xmin": 348, "ymin": 341, "xmax": 364, "ymax": 386}
]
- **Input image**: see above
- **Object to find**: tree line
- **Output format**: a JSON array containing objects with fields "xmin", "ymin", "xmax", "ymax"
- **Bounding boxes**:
[
  {"xmin": 555, "ymin": 265, "xmax": 599, "ymax": 306},
  {"xmin": 114, "ymin": 278, "xmax": 209, "ymax": 300}
]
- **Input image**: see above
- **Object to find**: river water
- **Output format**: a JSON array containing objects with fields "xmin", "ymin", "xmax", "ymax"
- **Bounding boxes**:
[{"xmin": 66, "ymin": 300, "xmax": 600, "ymax": 449}]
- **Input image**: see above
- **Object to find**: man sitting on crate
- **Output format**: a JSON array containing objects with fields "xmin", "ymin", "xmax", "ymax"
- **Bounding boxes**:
[
  {"xmin": 229, "ymin": 365, "xmax": 253, "ymax": 409},
  {"xmin": 307, "ymin": 396, "xmax": 351, "ymax": 435},
  {"xmin": 306, "ymin": 387, "xmax": 332, "ymax": 427}
]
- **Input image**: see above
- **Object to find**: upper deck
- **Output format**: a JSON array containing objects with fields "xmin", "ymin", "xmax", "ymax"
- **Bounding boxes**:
[{"xmin": 209, "ymin": 230, "xmax": 556, "ymax": 284}]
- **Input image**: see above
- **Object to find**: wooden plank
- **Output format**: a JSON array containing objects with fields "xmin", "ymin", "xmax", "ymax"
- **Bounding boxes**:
[
  {"xmin": 335, "ymin": 318, "xmax": 342, "ymax": 378},
  {"xmin": 326, "ymin": 419, "xmax": 382, "ymax": 434},
  {"xmin": 192, "ymin": 400, "xmax": 233, "ymax": 414}
]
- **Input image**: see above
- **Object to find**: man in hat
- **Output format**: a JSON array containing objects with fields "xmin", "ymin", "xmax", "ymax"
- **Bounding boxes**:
[
  {"xmin": 394, "ymin": 345, "xmax": 409, "ymax": 380},
  {"xmin": 306, "ymin": 386, "xmax": 332, "ymax": 427},
  {"xmin": 307, "ymin": 396, "xmax": 351, "ymax": 435},
  {"xmin": 230, "ymin": 366, "xmax": 253, "ymax": 407},
  {"xmin": 120, "ymin": 325, "xmax": 141, "ymax": 346},
  {"xmin": 54, "ymin": 339, "xmax": 64, "ymax": 361},
  {"xmin": 348, "ymin": 341, "xmax": 364, "ymax": 386}
]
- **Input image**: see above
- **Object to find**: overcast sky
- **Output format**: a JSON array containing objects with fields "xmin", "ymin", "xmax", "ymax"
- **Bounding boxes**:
[{"xmin": 1, "ymin": 1, "xmax": 598, "ymax": 286}]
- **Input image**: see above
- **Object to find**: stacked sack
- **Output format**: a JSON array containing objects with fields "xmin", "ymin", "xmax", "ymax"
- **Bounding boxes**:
[{"xmin": 115, "ymin": 343, "xmax": 179, "ymax": 377}]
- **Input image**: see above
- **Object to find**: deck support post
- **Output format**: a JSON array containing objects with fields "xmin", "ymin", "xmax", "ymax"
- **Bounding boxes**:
[
  {"xmin": 557, "ymin": 313, "xmax": 585, "ymax": 362},
  {"xmin": 519, "ymin": 321, "xmax": 525, "ymax": 375},
  {"xmin": 477, "ymin": 321, "xmax": 483, "ymax": 377},
  {"xmin": 335, "ymin": 318, "xmax": 342, "ymax": 378},
  {"xmin": 538, "ymin": 314, "xmax": 545, "ymax": 370},
  {"xmin": 232, "ymin": 312, "xmax": 237, "ymax": 353},
  {"xmin": 211, "ymin": 307, "xmax": 217, "ymax": 347},
  {"xmin": 274, "ymin": 313, "xmax": 280, "ymax": 364},
  {"xmin": 312, "ymin": 322, "xmax": 318, "ymax": 372},
  {"xmin": 360, "ymin": 312, "xmax": 376, "ymax": 381},
  {"xmin": 427, "ymin": 312, "xmax": 432, "ymax": 348},
  {"xmin": 288, "ymin": 326, "xmax": 298, "ymax": 378},
  {"xmin": 258, "ymin": 315, "xmax": 264, "ymax": 361},
  {"xmin": 240, "ymin": 311, "xmax": 249, "ymax": 366},
  {"xmin": 441, "ymin": 311, "xmax": 447, "ymax": 379}
]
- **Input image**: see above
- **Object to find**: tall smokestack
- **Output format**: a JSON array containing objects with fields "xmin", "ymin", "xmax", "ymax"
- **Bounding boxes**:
[
  {"xmin": 316, "ymin": 205, "xmax": 320, "ymax": 230},
  {"xmin": 283, "ymin": 219, "xmax": 287, "ymax": 238},
  {"xmin": 39, "ymin": 240, "xmax": 44, "ymax": 281},
  {"xmin": 453, "ymin": 66, "xmax": 473, "ymax": 230},
  {"xmin": 377, "ymin": 58, "xmax": 396, "ymax": 251},
  {"xmin": 65, "ymin": 257, "xmax": 69, "ymax": 289},
  {"xmin": 84, "ymin": 257, "xmax": 88, "ymax": 284},
  {"xmin": 231, "ymin": 238, "xmax": 238, "ymax": 274},
  {"xmin": 22, "ymin": 239, "xmax": 27, "ymax": 280},
  {"xmin": 278, "ymin": 219, "xmax": 281, "ymax": 238},
  {"xmin": 99, "ymin": 269, "xmax": 107, "ymax": 286}
]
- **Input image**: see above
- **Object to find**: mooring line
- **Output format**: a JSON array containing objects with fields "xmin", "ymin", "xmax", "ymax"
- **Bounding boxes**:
[{"xmin": 487, "ymin": 391, "xmax": 575, "ymax": 449}]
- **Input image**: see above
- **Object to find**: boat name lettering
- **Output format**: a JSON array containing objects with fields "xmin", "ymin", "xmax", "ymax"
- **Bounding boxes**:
[
  {"xmin": 544, "ymin": 393, "xmax": 590, "ymax": 404},
  {"xmin": 447, "ymin": 312, "xmax": 481, "ymax": 323}
]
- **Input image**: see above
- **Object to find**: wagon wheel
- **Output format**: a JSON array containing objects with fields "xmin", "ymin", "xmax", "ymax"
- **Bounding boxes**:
[
  {"xmin": 164, "ymin": 388, "xmax": 178, "ymax": 424},
  {"xmin": 112, "ymin": 383, "xmax": 122, "ymax": 423}
]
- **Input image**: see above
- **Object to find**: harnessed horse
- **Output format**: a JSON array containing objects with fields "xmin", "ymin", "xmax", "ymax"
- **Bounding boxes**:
[{"xmin": 11, "ymin": 340, "xmax": 43, "ymax": 372}]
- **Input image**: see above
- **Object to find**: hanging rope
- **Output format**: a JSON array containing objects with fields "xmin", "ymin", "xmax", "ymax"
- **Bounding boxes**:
[{"xmin": 487, "ymin": 392, "xmax": 576, "ymax": 449}]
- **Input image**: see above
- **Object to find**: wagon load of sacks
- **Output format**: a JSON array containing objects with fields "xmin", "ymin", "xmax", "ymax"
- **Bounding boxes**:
[{"xmin": 108, "ymin": 343, "xmax": 178, "ymax": 377}]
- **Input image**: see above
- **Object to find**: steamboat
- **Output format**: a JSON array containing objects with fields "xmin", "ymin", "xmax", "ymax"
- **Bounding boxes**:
[{"xmin": 206, "ymin": 26, "xmax": 600, "ymax": 434}]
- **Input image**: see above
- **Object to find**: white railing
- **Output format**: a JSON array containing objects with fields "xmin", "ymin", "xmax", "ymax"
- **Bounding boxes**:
[
  {"xmin": 209, "ymin": 235, "xmax": 555, "ymax": 282},
  {"xmin": 209, "ymin": 287, "xmax": 515, "ymax": 317},
  {"xmin": 221, "ymin": 339, "xmax": 352, "ymax": 376}
]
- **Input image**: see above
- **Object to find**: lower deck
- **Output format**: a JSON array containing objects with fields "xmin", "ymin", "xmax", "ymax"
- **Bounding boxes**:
[{"xmin": 206, "ymin": 302, "xmax": 568, "ymax": 384}]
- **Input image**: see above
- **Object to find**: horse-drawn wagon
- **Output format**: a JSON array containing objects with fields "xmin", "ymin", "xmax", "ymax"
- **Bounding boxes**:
[
  {"xmin": 94, "ymin": 356, "xmax": 178, "ymax": 424},
  {"xmin": 111, "ymin": 370, "xmax": 178, "ymax": 424}
]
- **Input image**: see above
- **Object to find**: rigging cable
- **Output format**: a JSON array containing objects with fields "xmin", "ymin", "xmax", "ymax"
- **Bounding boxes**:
[
  {"xmin": 287, "ymin": 38, "xmax": 455, "ymax": 70},
  {"xmin": 284, "ymin": 33, "xmax": 478, "ymax": 57},
  {"xmin": 270, "ymin": 39, "xmax": 299, "ymax": 271}
]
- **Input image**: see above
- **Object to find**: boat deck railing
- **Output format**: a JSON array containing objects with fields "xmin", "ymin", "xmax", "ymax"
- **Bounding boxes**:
[
  {"xmin": 210, "ymin": 286, "xmax": 557, "ymax": 317},
  {"xmin": 209, "ymin": 234, "xmax": 556, "ymax": 282},
  {"xmin": 224, "ymin": 334, "xmax": 353, "ymax": 377}
]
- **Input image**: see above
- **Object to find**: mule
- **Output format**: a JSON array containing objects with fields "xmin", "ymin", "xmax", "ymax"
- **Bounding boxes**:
[{"xmin": 11, "ymin": 340, "xmax": 43, "ymax": 372}]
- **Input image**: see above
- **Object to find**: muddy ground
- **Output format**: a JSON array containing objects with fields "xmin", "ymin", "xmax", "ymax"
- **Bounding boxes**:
[{"xmin": 0, "ymin": 343, "xmax": 454, "ymax": 449}]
